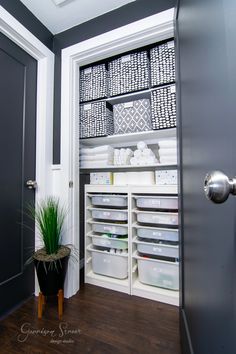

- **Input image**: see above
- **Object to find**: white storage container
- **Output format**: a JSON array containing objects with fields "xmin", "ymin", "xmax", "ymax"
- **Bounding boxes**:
[
  {"xmin": 137, "ymin": 227, "xmax": 178, "ymax": 242},
  {"xmin": 89, "ymin": 246, "xmax": 128, "ymax": 279},
  {"xmin": 92, "ymin": 235, "xmax": 128, "ymax": 249},
  {"xmin": 91, "ymin": 194, "xmax": 127, "ymax": 208},
  {"xmin": 136, "ymin": 255, "xmax": 179, "ymax": 290},
  {"xmin": 136, "ymin": 211, "xmax": 178, "ymax": 226},
  {"xmin": 91, "ymin": 222, "xmax": 128, "ymax": 235},
  {"xmin": 91, "ymin": 208, "xmax": 128, "ymax": 221},
  {"xmin": 135, "ymin": 240, "xmax": 179, "ymax": 258},
  {"xmin": 135, "ymin": 196, "xmax": 178, "ymax": 210}
]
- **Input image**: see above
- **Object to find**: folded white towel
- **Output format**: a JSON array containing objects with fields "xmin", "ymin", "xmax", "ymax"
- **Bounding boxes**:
[
  {"xmin": 130, "ymin": 157, "xmax": 138, "ymax": 166},
  {"xmin": 159, "ymin": 148, "xmax": 177, "ymax": 157},
  {"xmin": 80, "ymin": 153, "xmax": 113, "ymax": 161},
  {"xmin": 160, "ymin": 156, "xmax": 177, "ymax": 164},
  {"xmin": 80, "ymin": 145, "xmax": 114, "ymax": 155},
  {"xmin": 142, "ymin": 148, "xmax": 155, "ymax": 157},
  {"xmin": 80, "ymin": 160, "xmax": 113, "ymax": 168},
  {"xmin": 158, "ymin": 140, "xmax": 177, "ymax": 149},
  {"xmin": 134, "ymin": 149, "xmax": 142, "ymax": 158}
]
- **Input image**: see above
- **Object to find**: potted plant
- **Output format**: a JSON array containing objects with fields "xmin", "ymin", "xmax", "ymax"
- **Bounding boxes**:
[{"xmin": 27, "ymin": 197, "xmax": 71, "ymax": 297}]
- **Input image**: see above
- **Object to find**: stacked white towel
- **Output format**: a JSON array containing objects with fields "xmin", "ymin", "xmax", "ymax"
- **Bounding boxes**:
[
  {"xmin": 158, "ymin": 139, "xmax": 177, "ymax": 164},
  {"xmin": 80, "ymin": 145, "xmax": 114, "ymax": 168},
  {"xmin": 114, "ymin": 148, "xmax": 134, "ymax": 166},
  {"xmin": 130, "ymin": 141, "xmax": 159, "ymax": 166}
]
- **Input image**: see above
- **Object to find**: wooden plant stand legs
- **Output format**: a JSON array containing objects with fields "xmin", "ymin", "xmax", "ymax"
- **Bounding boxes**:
[{"xmin": 38, "ymin": 289, "xmax": 64, "ymax": 319}]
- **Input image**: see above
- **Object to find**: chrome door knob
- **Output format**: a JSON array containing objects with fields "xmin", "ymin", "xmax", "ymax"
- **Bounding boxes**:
[
  {"xmin": 204, "ymin": 171, "xmax": 236, "ymax": 203},
  {"xmin": 26, "ymin": 180, "xmax": 37, "ymax": 190}
]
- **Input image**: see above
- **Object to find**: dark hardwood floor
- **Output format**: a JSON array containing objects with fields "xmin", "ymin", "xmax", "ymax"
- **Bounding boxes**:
[{"xmin": 0, "ymin": 284, "xmax": 181, "ymax": 354}]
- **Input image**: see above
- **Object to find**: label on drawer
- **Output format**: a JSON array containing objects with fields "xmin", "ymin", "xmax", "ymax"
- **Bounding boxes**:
[
  {"xmin": 121, "ymin": 54, "xmax": 131, "ymax": 63},
  {"xmin": 153, "ymin": 247, "xmax": 162, "ymax": 253},
  {"xmin": 103, "ymin": 258, "xmax": 111, "ymax": 264},
  {"xmin": 124, "ymin": 102, "xmax": 134, "ymax": 109},
  {"xmin": 103, "ymin": 212, "xmax": 111, "ymax": 217},
  {"xmin": 151, "ymin": 200, "xmax": 161, "ymax": 206},
  {"xmin": 153, "ymin": 231, "xmax": 162, "ymax": 237},
  {"xmin": 102, "ymin": 198, "xmax": 110, "ymax": 203}
]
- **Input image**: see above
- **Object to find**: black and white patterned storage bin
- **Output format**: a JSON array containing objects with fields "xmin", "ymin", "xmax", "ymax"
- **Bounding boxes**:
[
  {"xmin": 80, "ymin": 64, "xmax": 107, "ymax": 102},
  {"xmin": 151, "ymin": 85, "xmax": 176, "ymax": 130},
  {"xmin": 108, "ymin": 51, "xmax": 149, "ymax": 97},
  {"xmin": 80, "ymin": 102, "xmax": 114, "ymax": 138},
  {"xmin": 150, "ymin": 40, "xmax": 175, "ymax": 87},
  {"xmin": 113, "ymin": 99, "xmax": 152, "ymax": 135}
]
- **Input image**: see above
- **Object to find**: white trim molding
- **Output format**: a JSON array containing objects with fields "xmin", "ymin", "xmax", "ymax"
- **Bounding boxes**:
[
  {"xmin": 0, "ymin": 6, "xmax": 54, "ymax": 294},
  {"xmin": 60, "ymin": 8, "xmax": 175, "ymax": 298}
]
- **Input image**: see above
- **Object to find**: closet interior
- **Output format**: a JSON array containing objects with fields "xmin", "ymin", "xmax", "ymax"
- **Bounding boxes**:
[{"xmin": 78, "ymin": 37, "xmax": 179, "ymax": 306}]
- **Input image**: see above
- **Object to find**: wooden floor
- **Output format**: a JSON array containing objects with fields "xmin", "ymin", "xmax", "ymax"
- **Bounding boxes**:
[{"xmin": 0, "ymin": 284, "xmax": 181, "ymax": 354}]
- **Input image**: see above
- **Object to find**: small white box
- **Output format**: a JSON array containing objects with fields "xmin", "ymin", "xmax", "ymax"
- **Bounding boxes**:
[
  {"xmin": 90, "ymin": 172, "xmax": 113, "ymax": 185},
  {"xmin": 155, "ymin": 170, "xmax": 178, "ymax": 185}
]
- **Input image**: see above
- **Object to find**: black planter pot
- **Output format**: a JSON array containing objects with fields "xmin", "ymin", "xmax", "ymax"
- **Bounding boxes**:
[{"xmin": 34, "ymin": 254, "xmax": 69, "ymax": 296}]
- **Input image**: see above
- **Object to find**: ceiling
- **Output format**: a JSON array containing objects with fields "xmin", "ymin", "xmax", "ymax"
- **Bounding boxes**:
[{"xmin": 20, "ymin": 0, "xmax": 136, "ymax": 35}]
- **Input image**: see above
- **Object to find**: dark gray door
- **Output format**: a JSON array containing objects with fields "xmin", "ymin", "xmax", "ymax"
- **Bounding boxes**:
[
  {"xmin": 0, "ymin": 32, "xmax": 37, "ymax": 318},
  {"xmin": 177, "ymin": 0, "xmax": 236, "ymax": 353}
]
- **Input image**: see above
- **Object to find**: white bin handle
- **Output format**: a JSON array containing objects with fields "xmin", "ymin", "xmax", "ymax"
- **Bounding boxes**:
[
  {"xmin": 86, "ymin": 257, "xmax": 92, "ymax": 264},
  {"xmin": 132, "ymin": 264, "xmax": 138, "ymax": 273}
]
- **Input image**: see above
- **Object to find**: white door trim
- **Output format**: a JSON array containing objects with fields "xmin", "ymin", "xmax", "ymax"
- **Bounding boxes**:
[
  {"xmin": 60, "ymin": 8, "xmax": 175, "ymax": 298},
  {"xmin": 0, "ymin": 6, "xmax": 54, "ymax": 293}
]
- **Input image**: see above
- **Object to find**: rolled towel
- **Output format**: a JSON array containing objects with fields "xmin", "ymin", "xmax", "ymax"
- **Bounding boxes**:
[
  {"xmin": 142, "ymin": 148, "xmax": 155, "ymax": 157},
  {"xmin": 158, "ymin": 139, "xmax": 177, "ymax": 149},
  {"xmin": 137, "ymin": 141, "xmax": 147, "ymax": 151},
  {"xmin": 130, "ymin": 157, "xmax": 138, "ymax": 166},
  {"xmin": 134, "ymin": 149, "xmax": 142, "ymax": 158},
  {"xmin": 114, "ymin": 149, "xmax": 120, "ymax": 166}
]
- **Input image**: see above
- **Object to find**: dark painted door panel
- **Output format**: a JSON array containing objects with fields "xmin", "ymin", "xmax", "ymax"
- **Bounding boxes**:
[
  {"xmin": 177, "ymin": 0, "xmax": 236, "ymax": 353},
  {"xmin": 0, "ymin": 32, "xmax": 37, "ymax": 317}
]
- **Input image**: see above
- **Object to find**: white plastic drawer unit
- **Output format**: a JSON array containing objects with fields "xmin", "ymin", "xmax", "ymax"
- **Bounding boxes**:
[
  {"xmin": 90, "ymin": 194, "xmax": 128, "ymax": 208},
  {"xmin": 91, "ymin": 222, "xmax": 128, "ymax": 235},
  {"xmin": 88, "ymin": 246, "xmax": 128, "ymax": 279},
  {"xmin": 136, "ymin": 211, "xmax": 178, "ymax": 226},
  {"xmin": 91, "ymin": 235, "xmax": 128, "ymax": 249},
  {"xmin": 134, "ymin": 196, "xmax": 178, "ymax": 210},
  {"xmin": 137, "ymin": 227, "xmax": 178, "ymax": 242},
  {"xmin": 91, "ymin": 208, "xmax": 128, "ymax": 222},
  {"xmin": 136, "ymin": 255, "xmax": 179, "ymax": 290},
  {"xmin": 135, "ymin": 240, "xmax": 179, "ymax": 258}
]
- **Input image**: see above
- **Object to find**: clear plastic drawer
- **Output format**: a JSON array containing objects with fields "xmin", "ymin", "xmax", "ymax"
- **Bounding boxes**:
[
  {"xmin": 91, "ymin": 235, "xmax": 128, "ymax": 249},
  {"xmin": 135, "ymin": 240, "xmax": 178, "ymax": 258},
  {"xmin": 91, "ymin": 222, "xmax": 128, "ymax": 236},
  {"xmin": 136, "ymin": 211, "xmax": 178, "ymax": 226},
  {"xmin": 91, "ymin": 194, "xmax": 127, "ymax": 208},
  {"xmin": 136, "ymin": 227, "xmax": 178, "ymax": 242},
  {"xmin": 91, "ymin": 208, "xmax": 128, "ymax": 221},
  {"xmin": 135, "ymin": 196, "xmax": 178, "ymax": 210}
]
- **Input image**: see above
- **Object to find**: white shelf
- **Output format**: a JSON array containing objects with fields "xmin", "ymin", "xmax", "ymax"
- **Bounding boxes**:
[
  {"xmin": 80, "ymin": 163, "xmax": 177, "ymax": 172},
  {"xmin": 85, "ymin": 184, "xmax": 178, "ymax": 194},
  {"xmin": 85, "ymin": 270, "xmax": 129, "ymax": 294},
  {"xmin": 132, "ymin": 279, "xmax": 179, "ymax": 306},
  {"xmin": 80, "ymin": 128, "xmax": 176, "ymax": 147}
]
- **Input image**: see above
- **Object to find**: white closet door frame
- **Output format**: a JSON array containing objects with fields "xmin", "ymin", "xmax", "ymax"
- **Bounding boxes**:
[
  {"xmin": 60, "ymin": 8, "xmax": 175, "ymax": 297},
  {"xmin": 0, "ymin": 6, "xmax": 54, "ymax": 294}
]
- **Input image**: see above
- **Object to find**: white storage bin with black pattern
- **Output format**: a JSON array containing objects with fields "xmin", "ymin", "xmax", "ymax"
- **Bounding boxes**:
[
  {"xmin": 150, "ymin": 40, "xmax": 175, "ymax": 87},
  {"xmin": 113, "ymin": 99, "xmax": 152, "ymax": 134},
  {"xmin": 108, "ymin": 51, "xmax": 149, "ymax": 97},
  {"xmin": 151, "ymin": 85, "xmax": 176, "ymax": 130},
  {"xmin": 80, "ymin": 101, "xmax": 114, "ymax": 139},
  {"xmin": 80, "ymin": 64, "xmax": 107, "ymax": 102}
]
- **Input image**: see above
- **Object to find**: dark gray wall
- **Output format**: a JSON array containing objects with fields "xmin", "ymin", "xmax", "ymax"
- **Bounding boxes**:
[
  {"xmin": 0, "ymin": 0, "xmax": 53, "ymax": 50},
  {"xmin": 53, "ymin": 0, "xmax": 176, "ymax": 163}
]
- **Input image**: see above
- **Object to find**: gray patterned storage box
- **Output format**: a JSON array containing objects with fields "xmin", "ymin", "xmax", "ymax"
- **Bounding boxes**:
[
  {"xmin": 151, "ymin": 85, "xmax": 176, "ymax": 130},
  {"xmin": 150, "ymin": 40, "xmax": 175, "ymax": 87},
  {"xmin": 80, "ymin": 102, "xmax": 114, "ymax": 138},
  {"xmin": 80, "ymin": 64, "xmax": 107, "ymax": 102},
  {"xmin": 108, "ymin": 51, "xmax": 149, "ymax": 97},
  {"xmin": 113, "ymin": 99, "xmax": 152, "ymax": 134}
]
